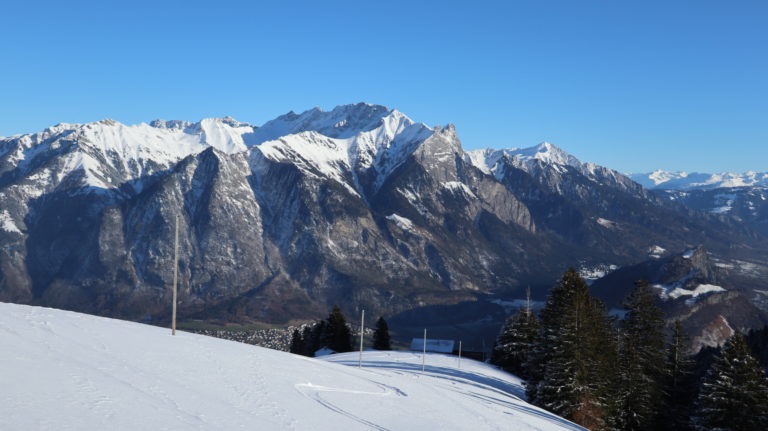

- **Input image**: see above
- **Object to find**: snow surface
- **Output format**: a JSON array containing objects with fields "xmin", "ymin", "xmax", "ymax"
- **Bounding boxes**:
[
  {"xmin": 0, "ymin": 303, "xmax": 584, "ymax": 431},
  {"xmin": 595, "ymin": 218, "xmax": 618, "ymax": 229},
  {"xmin": 711, "ymin": 193, "xmax": 737, "ymax": 214},
  {"xmin": 385, "ymin": 213, "xmax": 414, "ymax": 231},
  {"xmin": 0, "ymin": 210, "xmax": 21, "ymax": 234},
  {"xmin": 653, "ymin": 283, "xmax": 725, "ymax": 304},
  {"xmin": 648, "ymin": 245, "xmax": 666, "ymax": 259},
  {"xmin": 442, "ymin": 181, "xmax": 477, "ymax": 198}
]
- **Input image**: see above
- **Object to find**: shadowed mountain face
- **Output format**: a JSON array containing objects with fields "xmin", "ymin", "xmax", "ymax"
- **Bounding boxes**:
[{"xmin": 1, "ymin": 104, "xmax": 767, "ymax": 341}]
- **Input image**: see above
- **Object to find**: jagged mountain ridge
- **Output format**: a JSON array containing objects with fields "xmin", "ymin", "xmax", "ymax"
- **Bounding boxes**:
[{"xmin": 1, "ymin": 103, "xmax": 766, "ymax": 329}]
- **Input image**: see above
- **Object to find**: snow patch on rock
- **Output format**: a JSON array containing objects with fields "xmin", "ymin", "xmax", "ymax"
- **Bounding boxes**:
[
  {"xmin": 442, "ymin": 181, "xmax": 476, "ymax": 198},
  {"xmin": 0, "ymin": 210, "xmax": 21, "ymax": 233},
  {"xmin": 386, "ymin": 214, "xmax": 414, "ymax": 231},
  {"xmin": 653, "ymin": 283, "xmax": 725, "ymax": 303},
  {"xmin": 648, "ymin": 245, "xmax": 666, "ymax": 259}
]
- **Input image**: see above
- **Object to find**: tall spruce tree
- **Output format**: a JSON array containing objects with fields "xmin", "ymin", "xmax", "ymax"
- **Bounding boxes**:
[
  {"xmin": 309, "ymin": 320, "xmax": 328, "ymax": 355},
  {"xmin": 660, "ymin": 320, "xmax": 696, "ymax": 431},
  {"xmin": 289, "ymin": 328, "xmax": 304, "ymax": 354},
  {"xmin": 301, "ymin": 325, "xmax": 314, "ymax": 356},
  {"xmin": 491, "ymin": 305, "xmax": 539, "ymax": 378},
  {"xmin": 695, "ymin": 333, "xmax": 768, "ymax": 431},
  {"xmin": 325, "ymin": 305, "xmax": 353, "ymax": 353},
  {"xmin": 526, "ymin": 268, "xmax": 617, "ymax": 430},
  {"xmin": 611, "ymin": 280, "xmax": 667, "ymax": 431},
  {"xmin": 372, "ymin": 317, "xmax": 391, "ymax": 350}
]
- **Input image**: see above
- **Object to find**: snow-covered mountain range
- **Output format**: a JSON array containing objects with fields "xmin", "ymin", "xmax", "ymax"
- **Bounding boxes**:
[
  {"xmin": 629, "ymin": 170, "xmax": 768, "ymax": 235},
  {"xmin": 630, "ymin": 170, "xmax": 768, "ymax": 191},
  {"xmin": 1, "ymin": 103, "xmax": 766, "ymax": 349}
]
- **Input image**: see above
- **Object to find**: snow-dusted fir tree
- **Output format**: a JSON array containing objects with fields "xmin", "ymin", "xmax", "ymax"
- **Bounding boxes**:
[
  {"xmin": 694, "ymin": 333, "xmax": 768, "ymax": 431},
  {"xmin": 289, "ymin": 329, "xmax": 304, "ymax": 354},
  {"xmin": 611, "ymin": 280, "xmax": 668, "ymax": 431},
  {"xmin": 326, "ymin": 306, "xmax": 353, "ymax": 353},
  {"xmin": 491, "ymin": 294, "xmax": 539, "ymax": 378},
  {"xmin": 660, "ymin": 320, "xmax": 696, "ymax": 431},
  {"xmin": 527, "ymin": 268, "xmax": 617, "ymax": 430},
  {"xmin": 372, "ymin": 317, "xmax": 391, "ymax": 350}
]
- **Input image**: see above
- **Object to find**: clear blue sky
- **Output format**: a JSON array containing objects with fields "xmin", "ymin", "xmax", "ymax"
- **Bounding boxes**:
[{"xmin": 1, "ymin": 0, "xmax": 766, "ymax": 173}]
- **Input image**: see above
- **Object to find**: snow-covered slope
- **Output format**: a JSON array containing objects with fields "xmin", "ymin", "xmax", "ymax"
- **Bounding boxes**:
[
  {"xmin": 629, "ymin": 170, "xmax": 768, "ymax": 190},
  {"xmin": 0, "ymin": 303, "xmax": 583, "ymax": 431}
]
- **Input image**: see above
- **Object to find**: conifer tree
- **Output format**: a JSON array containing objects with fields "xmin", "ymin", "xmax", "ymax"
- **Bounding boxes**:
[
  {"xmin": 695, "ymin": 333, "xmax": 768, "ymax": 431},
  {"xmin": 289, "ymin": 328, "xmax": 304, "ymax": 354},
  {"xmin": 491, "ymin": 304, "xmax": 539, "ymax": 378},
  {"xmin": 325, "ymin": 305, "xmax": 353, "ymax": 353},
  {"xmin": 300, "ymin": 325, "xmax": 314, "ymax": 356},
  {"xmin": 372, "ymin": 317, "xmax": 392, "ymax": 350},
  {"xmin": 526, "ymin": 268, "xmax": 617, "ymax": 430},
  {"xmin": 611, "ymin": 280, "xmax": 667, "ymax": 431},
  {"xmin": 309, "ymin": 320, "xmax": 327, "ymax": 355},
  {"xmin": 659, "ymin": 320, "xmax": 696, "ymax": 431}
]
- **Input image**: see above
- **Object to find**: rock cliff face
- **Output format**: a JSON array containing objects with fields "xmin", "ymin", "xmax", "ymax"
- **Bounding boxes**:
[{"xmin": 1, "ymin": 103, "xmax": 767, "ymax": 331}]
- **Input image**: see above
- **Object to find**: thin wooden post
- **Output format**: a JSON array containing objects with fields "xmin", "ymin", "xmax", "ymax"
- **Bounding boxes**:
[
  {"xmin": 358, "ymin": 309, "xmax": 364, "ymax": 368},
  {"xmin": 458, "ymin": 340, "xmax": 462, "ymax": 369},
  {"xmin": 422, "ymin": 328, "xmax": 426, "ymax": 372},
  {"xmin": 172, "ymin": 213, "xmax": 179, "ymax": 336}
]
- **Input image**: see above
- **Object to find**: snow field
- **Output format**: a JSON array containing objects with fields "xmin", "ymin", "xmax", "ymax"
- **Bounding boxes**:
[{"xmin": 0, "ymin": 303, "xmax": 583, "ymax": 431}]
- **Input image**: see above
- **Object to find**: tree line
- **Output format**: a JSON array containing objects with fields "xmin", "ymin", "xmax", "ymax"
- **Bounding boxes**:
[
  {"xmin": 491, "ymin": 268, "xmax": 768, "ymax": 431},
  {"xmin": 289, "ymin": 305, "xmax": 391, "ymax": 356}
]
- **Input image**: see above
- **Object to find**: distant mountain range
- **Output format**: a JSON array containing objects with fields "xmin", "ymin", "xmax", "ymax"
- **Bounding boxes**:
[
  {"xmin": 629, "ymin": 170, "xmax": 768, "ymax": 191},
  {"xmin": 1, "ymin": 103, "xmax": 766, "ymax": 350},
  {"xmin": 630, "ymin": 171, "xmax": 768, "ymax": 236}
]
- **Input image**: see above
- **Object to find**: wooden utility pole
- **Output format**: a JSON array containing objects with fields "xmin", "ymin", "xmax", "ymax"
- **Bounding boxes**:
[
  {"xmin": 458, "ymin": 340, "xmax": 462, "ymax": 370},
  {"xmin": 358, "ymin": 309, "xmax": 365, "ymax": 368},
  {"xmin": 422, "ymin": 328, "xmax": 427, "ymax": 372},
  {"xmin": 171, "ymin": 213, "xmax": 179, "ymax": 336}
]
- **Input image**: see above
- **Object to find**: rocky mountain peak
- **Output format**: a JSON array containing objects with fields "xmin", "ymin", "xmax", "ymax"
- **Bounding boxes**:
[{"xmin": 659, "ymin": 245, "xmax": 716, "ymax": 285}]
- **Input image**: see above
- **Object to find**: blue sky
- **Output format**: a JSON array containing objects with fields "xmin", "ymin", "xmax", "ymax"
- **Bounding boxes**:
[{"xmin": 1, "ymin": 0, "xmax": 765, "ymax": 173}]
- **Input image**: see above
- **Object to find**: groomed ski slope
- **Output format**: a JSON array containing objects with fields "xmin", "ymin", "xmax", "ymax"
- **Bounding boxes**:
[{"xmin": 0, "ymin": 303, "xmax": 584, "ymax": 431}]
